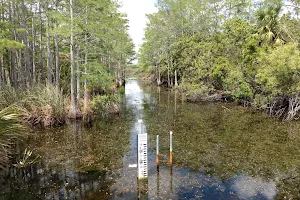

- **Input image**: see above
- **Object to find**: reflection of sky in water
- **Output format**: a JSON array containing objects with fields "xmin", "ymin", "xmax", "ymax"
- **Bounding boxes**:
[
  {"xmin": 125, "ymin": 79, "xmax": 144, "ymax": 110},
  {"xmin": 233, "ymin": 175, "xmax": 276, "ymax": 200}
]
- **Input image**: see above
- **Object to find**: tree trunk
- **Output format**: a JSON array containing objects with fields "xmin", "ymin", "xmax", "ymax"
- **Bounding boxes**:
[
  {"xmin": 32, "ymin": 10, "xmax": 36, "ymax": 84},
  {"xmin": 9, "ymin": 3, "xmax": 16, "ymax": 87},
  {"xmin": 2, "ymin": 58, "xmax": 7, "ymax": 85},
  {"xmin": 167, "ymin": 54, "xmax": 170, "ymax": 87},
  {"xmin": 55, "ymin": 0, "xmax": 60, "ymax": 89},
  {"xmin": 69, "ymin": 0, "xmax": 78, "ymax": 118},
  {"xmin": 0, "ymin": 1, "xmax": 3, "ymax": 86},
  {"xmin": 10, "ymin": 50, "xmax": 16, "ymax": 88},
  {"xmin": 83, "ymin": 6, "xmax": 88, "ymax": 115},
  {"xmin": 170, "ymin": 58, "xmax": 174, "ymax": 86},
  {"xmin": 122, "ymin": 61, "xmax": 125, "ymax": 85},
  {"xmin": 39, "ymin": 4, "xmax": 44, "ymax": 83},
  {"xmin": 0, "ymin": 55, "xmax": 2, "ymax": 86},
  {"xmin": 76, "ymin": 45, "xmax": 80, "ymax": 101},
  {"xmin": 175, "ymin": 70, "xmax": 178, "ymax": 87},
  {"xmin": 12, "ymin": 3, "xmax": 22, "ymax": 87},
  {"xmin": 157, "ymin": 65, "xmax": 161, "ymax": 86},
  {"xmin": 54, "ymin": 35, "xmax": 59, "ymax": 87},
  {"xmin": 17, "ymin": 49, "xmax": 24, "ymax": 88},
  {"xmin": 21, "ymin": 0, "xmax": 31, "ymax": 88},
  {"xmin": 46, "ymin": 14, "xmax": 52, "ymax": 85},
  {"xmin": 117, "ymin": 61, "xmax": 120, "ymax": 86}
]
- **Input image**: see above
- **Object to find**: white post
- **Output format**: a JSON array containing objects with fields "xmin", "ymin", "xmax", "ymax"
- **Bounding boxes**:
[
  {"xmin": 138, "ymin": 119, "xmax": 143, "ymax": 134},
  {"xmin": 137, "ymin": 133, "xmax": 148, "ymax": 179}
]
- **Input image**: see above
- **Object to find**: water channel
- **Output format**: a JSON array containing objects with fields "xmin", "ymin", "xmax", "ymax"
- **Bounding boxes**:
[{"xmin": 1, "ymin": 79, "xmax": 300, "ymax": 199}]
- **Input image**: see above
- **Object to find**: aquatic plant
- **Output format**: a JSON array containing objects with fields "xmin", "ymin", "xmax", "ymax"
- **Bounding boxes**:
[
  {"xmin": 13, "ymin": 148, "xmax": 40, "ymax": 168},
  {"xmin": 143, "ymin": 86, "xmax": 300, "ymax": 183}
]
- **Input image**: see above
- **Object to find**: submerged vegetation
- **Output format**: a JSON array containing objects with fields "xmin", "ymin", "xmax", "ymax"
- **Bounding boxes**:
[
  {"xmin": 139, "ymin": 0, "xmax": 300, "ymax": 120},
  {"xmin": 143, "ymin": 86, "xmax": 300, "ymax": 198},
  {"xmin": 0, "ymin": 107, "xmax": 24, "ymax": 170}
]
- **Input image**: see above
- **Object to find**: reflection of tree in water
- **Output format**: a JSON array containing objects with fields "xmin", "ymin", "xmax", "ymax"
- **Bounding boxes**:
[
  {"xmin": 143, "ymin": 84, "xmax": 300, "ymax": 198},
  {"xmin": 0, "ymin": 112, "xmax": 134, "ymax": 199},
  {"xmin": 0, "ymin": 162, "xmax": 114, "ymax": 199}
]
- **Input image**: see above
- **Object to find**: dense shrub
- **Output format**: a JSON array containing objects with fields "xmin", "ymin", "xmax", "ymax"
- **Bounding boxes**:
[{"xmin": 91, "ymin": 94, "xmax": 121, "ymax": 116}]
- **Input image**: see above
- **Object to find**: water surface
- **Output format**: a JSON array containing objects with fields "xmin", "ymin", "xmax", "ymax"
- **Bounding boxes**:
[{"xmin": 1, "ymin": 79, "xmax": 300, "ymax": 199}]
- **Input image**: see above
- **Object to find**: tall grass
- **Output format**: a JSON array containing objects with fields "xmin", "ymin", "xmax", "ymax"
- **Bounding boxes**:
[
  {"xmin": 0, "ymin": 85, "xmax": 21, "ymax": 109},
  {"xmin": 21, "ymin": 85, "xmax": 67, "ymax": 126},
  {"xmin": 0, "ymin": 84, "xmax": 122, "ymax": 126},
  {"xmin": 0, "ymin": 85, "xmax": 67, "ymax": 126},
  {"xmin": 0, "ymin": 106, "xmax": 24, "ymax": 170}
]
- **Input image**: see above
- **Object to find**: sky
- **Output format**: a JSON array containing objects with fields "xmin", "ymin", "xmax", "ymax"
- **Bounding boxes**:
[{"xmin": 119, "ymin": 0, "xmax": 158, "ymax": 54}]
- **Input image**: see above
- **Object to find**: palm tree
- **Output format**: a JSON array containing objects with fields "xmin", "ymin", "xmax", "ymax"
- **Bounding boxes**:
[{"xmin": 255, "ymin": 0, "xmax": 283, "ymax": 43}]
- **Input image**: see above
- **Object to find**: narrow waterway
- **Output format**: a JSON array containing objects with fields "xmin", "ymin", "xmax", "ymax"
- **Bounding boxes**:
[{"xmin": 1, "ymin": 79, "xmax": 300, "ymax": 199}]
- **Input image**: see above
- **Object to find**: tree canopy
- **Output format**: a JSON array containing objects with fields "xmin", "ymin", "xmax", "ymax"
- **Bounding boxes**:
[{"xmin": 139, "ymin": 0, "xmax": 300, "ymax": 119}]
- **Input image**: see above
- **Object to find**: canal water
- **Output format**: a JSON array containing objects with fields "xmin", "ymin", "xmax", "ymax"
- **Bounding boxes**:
[{"xmin": 1, "ymin": 79, "xmax": 300, "ymax": 199}]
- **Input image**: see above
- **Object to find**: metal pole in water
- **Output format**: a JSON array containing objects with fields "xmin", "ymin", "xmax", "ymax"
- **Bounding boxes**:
[
  {"xmin": 156, "ymin": 135, "xmax": 159, "ymax": 171},
  {"xmin": 156, "ymin": 170, "xmax": 160, "ymax": 197},
  {"xmin": 170, "ymin": 131, "xmax": 173, "ymax": 175}
]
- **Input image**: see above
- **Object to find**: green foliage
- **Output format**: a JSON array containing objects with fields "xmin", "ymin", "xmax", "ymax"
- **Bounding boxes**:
[
  {"xmin": 255, "ymin": 0, "xmax": 283, "ymax": 43},
  {"xmin": 256, "ymin": 43, "xmax": 300, "ymax": 96},
  {"xmin": 0, "ymin": 21, "xmax": 24, "ymax": 54},
  {"xmin": 91, "ymin": 94, "xmax": 121, "ymax": 115},
  {"xmin": 253, "ymin": 93, "xmax": 270, "ymax": 108},
  {"xmin": 117, "ymin": 87, "xmax": 125, "ymax": 95},
  {"xmin": 85, "ymin": 62, "xmax": 115, "ymax": 94},
  {"xmin": 139, "ymin": 0, "xmax": 300, "ymax": 113},
  {"xmin": 0, "ymin": 0, "xmax": 134, "ymax": 121},
  {"xmin": 0, "ymin": 38, "xmax": 24, "ymax": 53},
  {"xmin": 179, "ymin": 82, "xmax": 211, "ymax": 96}
]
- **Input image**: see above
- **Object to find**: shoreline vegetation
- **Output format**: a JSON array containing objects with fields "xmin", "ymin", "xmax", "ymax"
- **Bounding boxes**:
[
  {"xmin": 0, "ymin": 84, "xmax": 124, "ymax": 127},
  {"xmin": 138, "ymin": 0, "xmax": 300, "ymax": 121},
  {"xmin": 140, "ymin": 71, "xmax": 300, "ymax": 122},
  {"xmin": 0, "ymin": 0, "xmax": 134, "ymax": 168}
]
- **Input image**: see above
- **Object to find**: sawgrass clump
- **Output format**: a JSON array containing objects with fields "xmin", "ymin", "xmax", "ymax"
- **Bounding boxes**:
[{"xmin": 20, "ymin": 85, "xmax": 67, "ymax": 126}]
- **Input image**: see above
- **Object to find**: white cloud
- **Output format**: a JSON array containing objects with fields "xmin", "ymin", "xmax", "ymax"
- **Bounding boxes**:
[{"xmin": 119, "ymin": 0, "xmax": 157, "ymax": 53}]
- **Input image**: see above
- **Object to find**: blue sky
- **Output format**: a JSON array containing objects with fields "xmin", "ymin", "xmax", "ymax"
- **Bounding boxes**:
[{"xmin": 119, "ymin": 0, "xmax": 157, "ymax": 53}]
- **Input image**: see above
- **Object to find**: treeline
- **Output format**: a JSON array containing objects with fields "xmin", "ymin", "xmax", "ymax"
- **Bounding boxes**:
[
  {"xmin": 0, "ymin": 0, "xmax": 134, "ymax": 124},
  {"xmin": 139, "ymin": 0, "xmax": 300, "ymax": 120}
]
